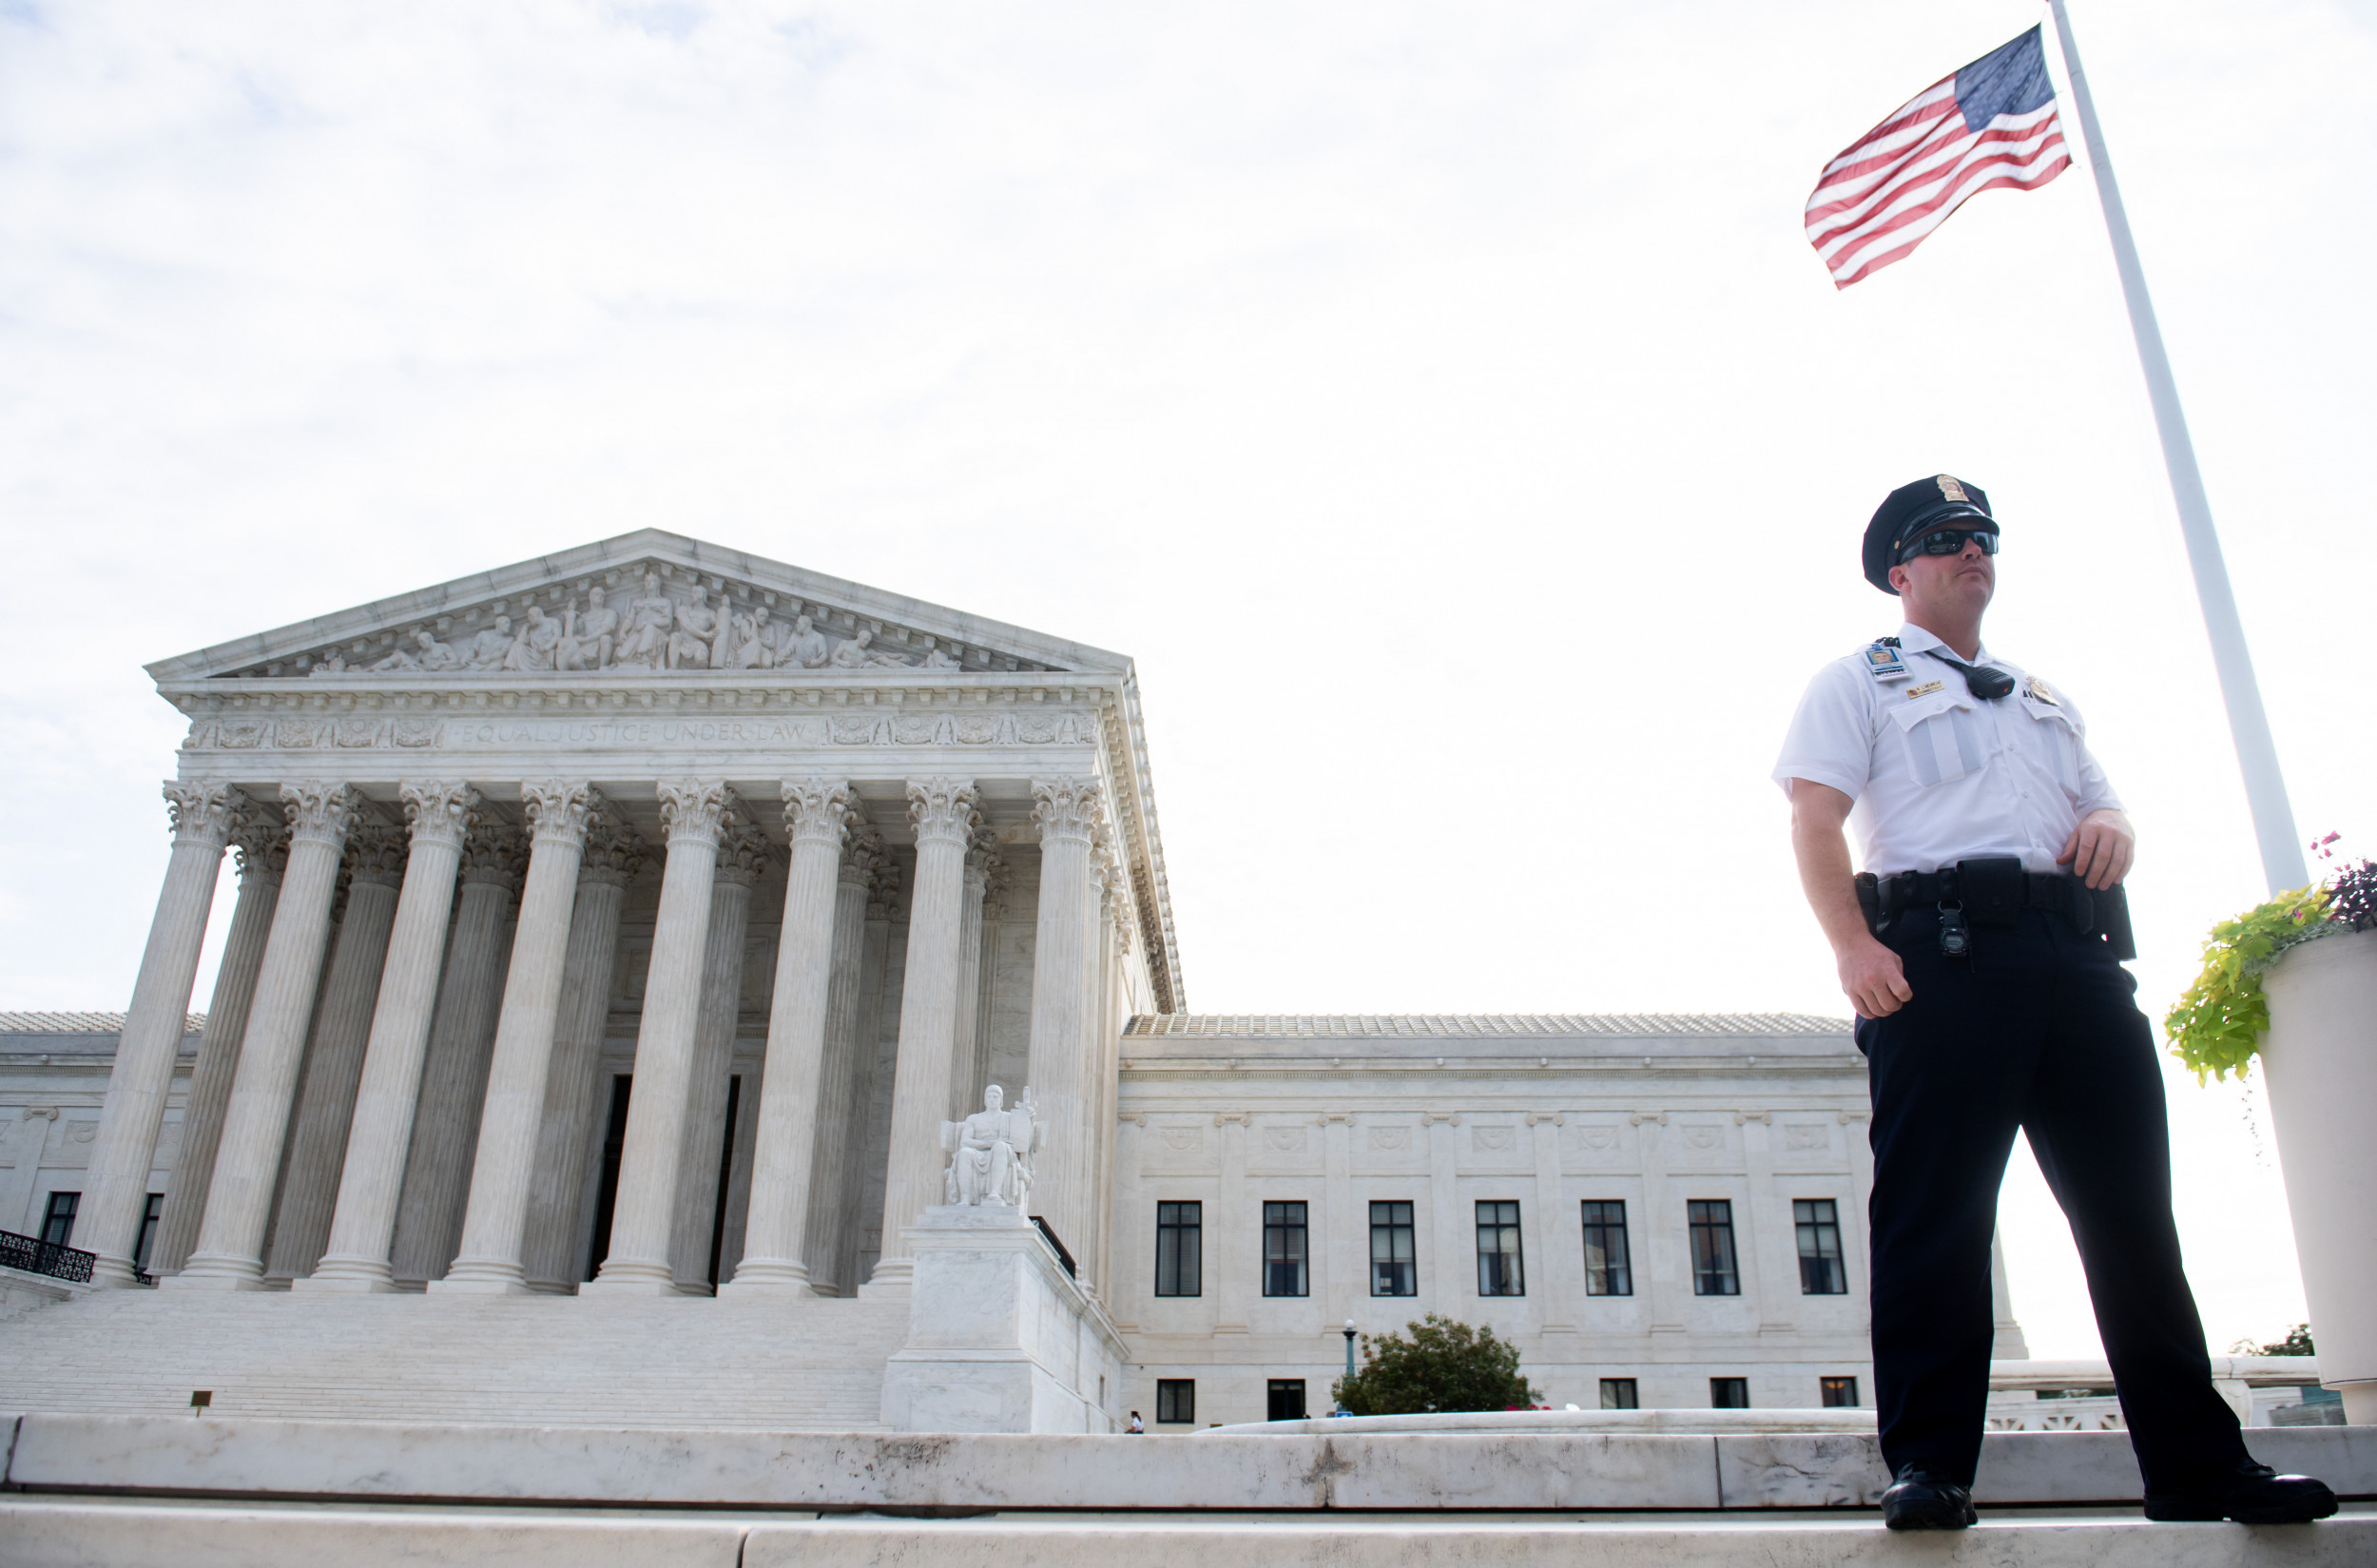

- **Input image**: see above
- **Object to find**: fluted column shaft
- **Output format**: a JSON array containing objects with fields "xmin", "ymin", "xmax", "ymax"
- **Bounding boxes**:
[
  {"xmin": 586, "ymin": 780, "xmax": 731, "ymax": 1293},
  {"xmin": 834, "ymin": 854, "xmax": 895, "ymax": 1294},
  {"xmin": 726, "ymin": 780, "xmax": 852, "ymax": 1293},
  {"xmin": 152, "ymin": 829, "xmax": 283, "ymax": 1278},
  {"xmin": 520, "ymin": 827, "xmax": 642, "ymax": 1292},
  {"xmin": 432, "ymin": 784, "xmax": 597, "ymax": 1291},
  {"xmin": 84, "ymin": 784, "xmax": 243, "ymax": 1287},
  {"xmin": 948, "ymin": 846, "xmax": 991, "ymax": 1120},
  {"xmin": 390, "ymin": 823, "xmax": 521, "ymax": 1287},
  {"xmin": 800, "ymin": 836, "xmax": 873, "ymax": 1292},
  {"xmin": 302, "ymin": 784, "xmax": 479, "ymax": 1291},
  {"xmin": 1023, "ymin": 777, "xmax": 1102, "ymax": 1269},
  {"xmin": 864, "ymin": 778, "xmax": 976, "ymax": 1291},
  {"xmin": 668, "ymin": 827, "xmax": 763, "ymax": 1292},
  {"xmin": 168, "ymin": 783, "xmax": 354, "ymax": 1289},
  {"xmin": 265, "ymin": 832, "xmax": 404, "ymax": 1283}
]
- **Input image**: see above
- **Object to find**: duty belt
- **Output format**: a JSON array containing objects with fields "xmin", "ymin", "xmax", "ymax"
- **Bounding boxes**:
[{"xmin": 1855, "ymin": 857, "xmax": 2136, "ymax": 961}]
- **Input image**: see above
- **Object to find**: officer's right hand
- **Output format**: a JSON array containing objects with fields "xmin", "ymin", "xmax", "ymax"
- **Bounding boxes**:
[{"xmin": 1838, "ymin": 935, "xmax": 1914, "ymax": 1019}]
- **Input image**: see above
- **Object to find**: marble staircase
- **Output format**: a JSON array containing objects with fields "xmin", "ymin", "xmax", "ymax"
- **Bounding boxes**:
[{"xmin": 0, "ymin": 1287, "xmax": 907, "ymax": 1429}]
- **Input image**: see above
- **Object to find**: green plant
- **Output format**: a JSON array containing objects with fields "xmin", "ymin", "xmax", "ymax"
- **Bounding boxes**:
[
  {"xmin": 2165, "ymin": 883, "xmax": 2333, "ymax": 1084},
  {"xmin": 1330, "ymin": 1313, "xmax": 1540, "ymax": 1416},
  {"xmin": 2230, "ymin": 1324, "xmax": 2314, "ymax": 1357}
]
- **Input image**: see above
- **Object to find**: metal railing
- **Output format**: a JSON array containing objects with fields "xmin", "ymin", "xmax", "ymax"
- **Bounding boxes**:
[{"xmin": 0, "ymin": 1229, "xmax": 96, "ymax": 1285}]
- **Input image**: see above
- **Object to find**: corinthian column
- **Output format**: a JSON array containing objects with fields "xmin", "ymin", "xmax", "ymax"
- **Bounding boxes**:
[
  {"xmin": 264, "ymin": 823, "xmax": 407, "ymax": 1283},
  {"xmin": 585, "ymin": 780, "xmax": 731, "ymax": 1294},
  {"xmin": 389, "ymin": 821, "xmax": 522, "ymax": 1287},
  {"xmin": 667, "ymin": 818, "xmax": 768, "ymax": 1292},
  {"xmin": 1023, "ymin": 776, "xmax": 1102, "ymax": 1272},
  {"xmin": 167, "ymin": 782, "xmax": 354, "ymax": 1290},
  {"xmin": 800, "ymin": 825, "xmax": 876, "ymax": 1293},
  {"xmin": 84, "ymin": 784, "xmax": 245, "ymax": 1287},
  {"xmin": 725, "ymin": 779, "xmax": 853, "ymax": 1294},
  {"xmin": 152, "ymin": 821, "xmax": 285, "ymax": 1278},
  {"xmin": 521, "ymin": 815, "xmax": 646, "ymax": 1292},
  {"xmin": 301, "ymin": 783, "xmax": 480, "ymax": 1292},
  {"xmin": 862, "ymin": 777, "xmax": 977, "ymax": 1293},
  {"xmin": 435, "ymin": 783, "xmax": 600, "ymax": 1293}
]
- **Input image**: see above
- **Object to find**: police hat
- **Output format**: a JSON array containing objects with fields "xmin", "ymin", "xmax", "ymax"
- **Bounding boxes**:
[{"xmin": 1862, "ymin": 474, "xmax": 1997, "ymax": 594}]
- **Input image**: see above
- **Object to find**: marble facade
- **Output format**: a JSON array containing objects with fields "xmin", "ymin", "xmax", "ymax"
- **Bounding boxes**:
[{"xmin": 7, "ymin": 530, "xmax": 2019, "ymax": 1433}]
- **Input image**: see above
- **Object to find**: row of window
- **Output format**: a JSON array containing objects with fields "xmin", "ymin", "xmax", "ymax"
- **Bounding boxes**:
[
  {"xmin": 1155, "ymin": 1197, "xmax": 1849, "ymax": 1299},
  {"xmin": 33, "ymin": 1192, "xmax": 165, "ymax": 1274},
  {"xmin": 1148, "ymin": 1374, "xmax": 1863, "ymax": 1425}
]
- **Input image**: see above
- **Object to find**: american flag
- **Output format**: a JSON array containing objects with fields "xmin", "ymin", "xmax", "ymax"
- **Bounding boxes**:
[{"xmin": 1807, "ymin": 27, "xmax": 2072, "ymax": 289}]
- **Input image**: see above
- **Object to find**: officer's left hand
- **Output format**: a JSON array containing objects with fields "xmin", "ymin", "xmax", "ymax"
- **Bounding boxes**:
[{"xmin": 2058, "ymin": 808, "xmax": 2135, "ymax": 891}]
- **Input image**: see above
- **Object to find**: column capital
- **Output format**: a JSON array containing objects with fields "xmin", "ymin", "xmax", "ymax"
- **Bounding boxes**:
[
  {"xmin": 838, "ymin": 819, "xmax": 879, "ymax": 889},
  {"xmin": 164, "ymin": 783, "xmax": 244, "ymax": 850},
  {"xmin": 350, "ymin": 823, "xmax": 410, "ymax": 890},
  {"xmin": 459, "ymin": 822, "xmax": 527, "ymax": 891},
  {"xmin": 1031, "ymin": 777, "xmax": 1105, "ymax": 845},
  {"xmin": 657, "ymin": 779, "xmax": 734, "ymax": 846},
  {"xmin": 279, "ymin": 782, "xmax": 356, "ymax": 849},
  {"xmin": 964, "ymin": 828, "xmax": 1001, "ymax": 894},
  {"xmin": 783, "ymin": 778, "xmax": 856, "ymax": 849},
  {"xmin": 399, "ymin": 781, "xmax": 481, "ymax": 853},
  {"xmin": 522, "ymin": 780, "xmax": 603, "ymax": 849},
  {"xmin": 230, "ymin": 818, "xmax": 289, "ymax": 883},
  {"xmin": 906, "ymin": 777, "xmax": 978, "ymax": 849},
  {"xmin": 580, "ymin": 810, "xmax": 651, "ymax": 889},
  {"xmin": 715, "ymin": 822, "xmax": 776, "ymax": 888}
]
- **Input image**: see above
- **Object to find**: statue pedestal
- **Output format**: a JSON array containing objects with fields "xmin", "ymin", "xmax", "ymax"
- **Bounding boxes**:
[{"xmin": 879, "ymin": 1204, "xmax": 1128, "ymax": 1434}]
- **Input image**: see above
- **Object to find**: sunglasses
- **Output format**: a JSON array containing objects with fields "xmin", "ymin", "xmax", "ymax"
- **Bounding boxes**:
[{"xmin": 1899, "ymin": 527, "xmax": 2000, "ymax": 562}]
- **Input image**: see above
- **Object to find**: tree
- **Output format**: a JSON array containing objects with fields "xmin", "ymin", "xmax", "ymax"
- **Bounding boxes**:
[
  {"xmin": 1330, "ymin": 1313, "xmax": 1541, "ymax": 1416},
  {"xmin": 2232, "ymin": 1324, "xmax": 2315, "ymax": 1357}
]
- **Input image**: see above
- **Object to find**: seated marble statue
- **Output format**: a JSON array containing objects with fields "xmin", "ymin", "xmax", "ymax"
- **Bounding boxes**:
[{"xmin": 939, "ymin": 1084, "xmax": 1039, "ymax": 1210}]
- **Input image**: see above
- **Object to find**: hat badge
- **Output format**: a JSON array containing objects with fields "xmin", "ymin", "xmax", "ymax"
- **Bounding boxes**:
[{"xmin": 1935, "ymin": 474, "xmax": 1970, "ymax": 504}]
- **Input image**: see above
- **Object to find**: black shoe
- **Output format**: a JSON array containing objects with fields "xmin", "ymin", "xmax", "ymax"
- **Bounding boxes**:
[
  {"xmin": 1881, "ymin": 1464, "xmax": 1977, "ymax": 1530},
  {"xmin": 2143, "ymin": 1458, "xmax": 2338, "ymax": 1524}
]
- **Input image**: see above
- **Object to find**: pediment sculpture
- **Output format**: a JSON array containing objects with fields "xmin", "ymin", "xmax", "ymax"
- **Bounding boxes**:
[
  {"xmin": 290, "ymin": 568, "xmax": 1005, "ymax": 680},
  {"xmin": 940, "ymin": 1085, "xmax": 1040, "ymax": 1210}
]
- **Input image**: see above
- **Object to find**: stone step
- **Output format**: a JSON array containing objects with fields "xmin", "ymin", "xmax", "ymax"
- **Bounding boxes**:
[
  {"xmin": 10, "ymin": 1411, "xmax": 2374, "ymax": 1511},
  {"xmin": 5, "ymin": 1499, "xmax": 2372, "ymax": 1568},
  {"xmin": 0, "ymin": 1289, "xmax": 909, "ymax": 1430}
]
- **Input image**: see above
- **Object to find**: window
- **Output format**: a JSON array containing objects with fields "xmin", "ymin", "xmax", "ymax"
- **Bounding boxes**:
[
  {"xmin": 1155, "ymin": 1201, "xmax": 1202, "ymax": 1297},
  {"xmin": 1263, "ymin": 1201, "xmax": 1308, "ymax": 1297},
  {"xmin": 1266, "ymin": 1379, "xmax": 1307, "ymax": 1421},
  {"xmin": 1599, "ymin": 1378, "xmax": 1639, "ymax": 1410},
  {"xmin": 1476, "ymin": 1200, "xmax": 1525, "ymax": 1296},
  {"xmin": 1710, "ymin": 1377, "xmax": 1750, "ymax": 1408},
  {"xmin": 1795, "ymin": 1199, "xmax": 1847, "ymax": 1294},
  {"xmin": 134, "ymin": 1193, "xmax": 164, "ymax": 1276},
  {"xmin": 40, "ymin": 1191, "xmax": 79, "ymax": 1249},
  {"xmin": 1369, "ymin": 1201, "xmax": 1416, "ymax": 1296},
  {"xmin": 1156, "ymin": 1379, "xmax": 1196, "ymax": 1424},
  {"xmin": 1688, "ymin": 1199, "xmax": 1739, "ymax": 1296},
  {"xmin": 1821, "ymin": 1376, "xmax": 1860, "ymax": 1408},
  {"xmin": 1580, "ymin": 1200, "xmax": 1632, "ymax": 1296}
]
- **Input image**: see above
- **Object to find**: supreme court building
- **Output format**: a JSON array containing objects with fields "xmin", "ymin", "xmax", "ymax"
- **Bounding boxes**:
[{"xmin": 0, "ymin": 532, "xmax": 2010, "ymax": 1431}]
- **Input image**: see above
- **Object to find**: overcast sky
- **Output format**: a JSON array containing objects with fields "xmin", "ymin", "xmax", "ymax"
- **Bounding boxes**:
[{"xmin": 5, "ymin": 0, "xmax": 2370, "ymax": 1361}]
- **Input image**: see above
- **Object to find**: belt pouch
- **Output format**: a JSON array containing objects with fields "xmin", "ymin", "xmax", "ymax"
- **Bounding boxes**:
[
  {"xmin": 1958, "ymin": 857, "xmax": 2023, "ymax": 927},
  {"xmin": 2099, "ymin": 884, "xmax": 2137, "ymax": 961},
  {"xmin": 1855, "ymin": 873, "xmax": 1883, "ymax": 936}
]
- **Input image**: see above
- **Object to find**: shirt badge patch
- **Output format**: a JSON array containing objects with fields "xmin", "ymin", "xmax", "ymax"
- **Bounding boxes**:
[
  {"xmin": 1863, "ymin": 644, "xmax": 1909, "ymax": 681},
  {"xmin": 2024, "ymin": 675, "xmax": 2059, "ymax": 707},
  {"xmin": 1907, "ymin": 680, "xmax": 1944, "ymax": 699}
]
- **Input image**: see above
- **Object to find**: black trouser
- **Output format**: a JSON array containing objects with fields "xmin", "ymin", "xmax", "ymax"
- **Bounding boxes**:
[{"xmin": 1853, "ymin": 905, "xmax": 2248, "ymax": 1491}]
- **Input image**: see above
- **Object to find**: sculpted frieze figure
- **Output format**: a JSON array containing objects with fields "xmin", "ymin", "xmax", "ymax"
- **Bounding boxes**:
[
  {"xmin": 504, "ymin": 604, "xmax": 561, "ymax": 672},
  {"xmin": 940, "ymin": 1085, "xmax": 1040, "ymax": 1210},
  {"xmin": 615, "ymin": 571, "xmax": 675, "ymax": 670},
  {"xmin": 668, "ymin": 587, "xmax": 725, "ymax": 670},
  {"xmin": 465, "ymin": 615, "xmax": 515, "ymax": 670},
  {"xmin": 559, "ymin": 588, "xmax": 619, "ymax": 671}
]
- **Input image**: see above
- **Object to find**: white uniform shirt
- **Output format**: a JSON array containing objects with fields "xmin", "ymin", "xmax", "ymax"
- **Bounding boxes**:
[{"xmin": 1772, "ymin": 623, "xmax": 2122, "ymax": 878}]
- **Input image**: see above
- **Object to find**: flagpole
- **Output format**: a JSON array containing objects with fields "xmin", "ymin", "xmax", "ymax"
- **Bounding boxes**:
[{"xmin": 2045, "ymin": 0, "xmax": 2308, "ymax": 896}]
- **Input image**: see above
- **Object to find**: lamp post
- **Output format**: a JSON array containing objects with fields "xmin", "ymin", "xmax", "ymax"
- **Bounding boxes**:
[{"xmin": 1342, "ymin": 1318, "xmax": 1358, "ymax": 1387}]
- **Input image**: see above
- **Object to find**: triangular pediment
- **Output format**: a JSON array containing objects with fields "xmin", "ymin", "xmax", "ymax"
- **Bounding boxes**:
[{"xmin": 146, "ymin": 531, "xmax": 1126, "ymax": 683}]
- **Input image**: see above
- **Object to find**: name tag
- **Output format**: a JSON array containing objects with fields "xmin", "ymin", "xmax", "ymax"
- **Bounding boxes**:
[{"xmin": 1906, "ymin": 680, "xmax": 1943, "ymax": 699}]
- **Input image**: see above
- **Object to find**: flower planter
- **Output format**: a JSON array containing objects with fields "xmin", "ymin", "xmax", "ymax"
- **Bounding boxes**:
[{"xmin": 2259, "ymin": 927, "xmax": 2377, "ymax": 1424}]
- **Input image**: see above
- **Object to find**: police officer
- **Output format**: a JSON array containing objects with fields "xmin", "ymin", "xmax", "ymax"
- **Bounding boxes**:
[{"xmin": 1773, "ymin": 475, "xmax": 2337, "ymax": 1531}]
